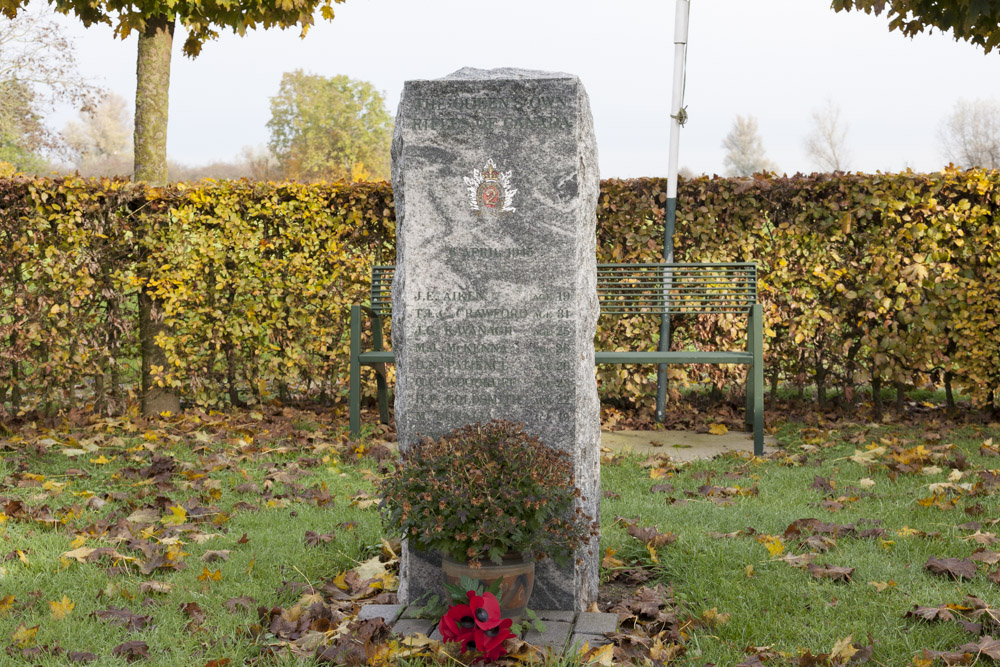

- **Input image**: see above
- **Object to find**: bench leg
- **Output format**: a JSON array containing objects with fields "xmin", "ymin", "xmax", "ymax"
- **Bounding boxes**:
[
  {"xmin": 375, "ymin": 365, "xmax": 389, "ymax": 425},
  {"xmin": 751, "ymin": 303, "xmax": 764, "ymax": 456},
  {"xmin": 371, "ymin": 314, "xmax": 391, "ymax": 426},
  {"xmin": 745, "ymin": 306, "xmax": 755, "ymax": 432},
  {"xmin": 350, "ymin": 305, "xmax": 361, "ymax": 439}
]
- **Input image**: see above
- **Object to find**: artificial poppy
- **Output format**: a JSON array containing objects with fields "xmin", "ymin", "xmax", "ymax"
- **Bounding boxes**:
[
  {"xmin": 468, "ymin": 590, "xmax": 502, "ymax": 630},
  {"xmin": 438, "ymin": 594, "xmax": 476, "ymax": 650},
  {"xmin": 474, "ymin": 617, "xmax": 514, "ymax": 660}
]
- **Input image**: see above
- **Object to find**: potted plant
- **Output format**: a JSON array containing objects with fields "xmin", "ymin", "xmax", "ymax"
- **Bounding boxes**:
[{"xmin": 379, "ymin": 420, "xmax": 598, "ymax": 620}]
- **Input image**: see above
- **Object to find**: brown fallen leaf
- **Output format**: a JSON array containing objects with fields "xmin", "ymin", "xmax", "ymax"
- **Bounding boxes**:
[
  {"xmin": 112, "ymin": 641, "xmax": 149, "ymax": 661},
  {"xmin": 990, "ymin": 568, "xmax": 1000, "ymax": 585},
  {"xmin": 905, "ymin": 605, "xmax": 956, "ymax": 623},
  {"xmin": 93, "ymin": 606, "xmax": 152, "ymax": 631},
  {"xmin": 138, "ymin": 581, "xmax": 172, "ymax": 595},
  {"xmin": 953, "ymin": 636, "xmax": 1000, "ymax": 659},
  {"xmin": 925, "ymin": 556, "xmax": 977, "ymax": 580},
  {"xmin": 225, "ymin": 596, "xmax": 255, "ymax": 613},
  {"xmin": 201, "ymin": 550, "xmax": 230, "ymax": 563},
  {"xmin": 971, "ymin": 550, "xmax": 1000, "ymax": 565},
  {"xmin": 68, "ymin": 651, "xmax": 97, "ymax": 663},
  {"xmin": 181, "ymin": 601, "xmax": 207, "ymax": 626},
  {"xmin": 807, "ymin": 563, "xmax": 854, "ymax": 583}
]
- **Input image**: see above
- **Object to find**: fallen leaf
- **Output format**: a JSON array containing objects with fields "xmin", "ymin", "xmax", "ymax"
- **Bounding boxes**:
[
  {"xmin": 11, "ymin": 623, "xmax": 38, "ymax": 647},
  {"xmin": 869, "ymin": 580, "xmax": 896, "ymax": 592},
  {"xmin": 201, "ymin": 550, "xmax": 230, "ymax": 563},
  {"xmin": 602, "ymin": 548, "xmax": 625, "ymax": 569},
  {"xmin": 708, "ymin": 424, "xmax": 728, "ymax": 436},
  {"xmin": 925, "ymin": 556, "xmax": 976, "ymax": 580},
  {"xmin": 49, "ymin": 595, "xmax": 74, "ymax": 620},
  {"xmin": 93, "ymin": 606, "xmax": 152, "ymax": 631},
  {"xmin": 830, "ymin": 635, "xmax": 858, "ymax": 663},
  {"xmin": 162, "ymin": 505, "xmax": 187, "ymax": 525},
  {"xmin": 807, "ymin": 563, "xmax": 854, "ymax": 583},
  {"xmin": 198, "ymin": 566, "xmax": 222, "ymax": 582},
  {"xmin": 138, "ymin": 581, "xmax": 172, "ymax": 595},
  {"xmin": 112, "ymin": 641, "xmax": 149, "ymax": 661}
]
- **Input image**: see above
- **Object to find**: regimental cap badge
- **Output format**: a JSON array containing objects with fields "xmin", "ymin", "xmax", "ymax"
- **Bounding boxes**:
[{"xmin": 464, "ymin": 158, "xmax": 517, "ymax": 217}]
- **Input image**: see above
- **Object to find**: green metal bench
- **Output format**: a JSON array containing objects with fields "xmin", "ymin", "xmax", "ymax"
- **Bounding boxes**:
[{"xmin": 350, "ymin": 262, "xmax": 764, "ymax": 454}]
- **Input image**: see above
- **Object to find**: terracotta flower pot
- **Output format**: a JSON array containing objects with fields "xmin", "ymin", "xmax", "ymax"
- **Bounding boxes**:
[{"xmin": 441, "ymin": 554, "xmax": 535, "ymax": 621}]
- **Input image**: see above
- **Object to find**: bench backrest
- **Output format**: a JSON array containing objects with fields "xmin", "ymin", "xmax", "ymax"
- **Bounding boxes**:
[{"xmin": 369, "ymin": 262, "xmax": 756, "ymax": 317}]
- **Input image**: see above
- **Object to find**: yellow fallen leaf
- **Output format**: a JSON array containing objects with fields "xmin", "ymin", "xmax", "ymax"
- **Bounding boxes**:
[
  {"xmin": 646, "ymin": 543, "xmax": 659, "ymax": 563},
  {"xmin": 649, "ymin": 467, "xmax": 668, "ymax": 479},
  {"xmin": 708, "ymin": 424, "xmax": 728, "ymax": 436},
  {"xmin": 89, "ymin": 455, "xmax": 113, "ymax": 465},
  {"xmin": 70, "ymin": 535, "xmax": 86, "ymax": 549},
  {"xmin": 745, "ymin": 564, "xmax": 755, "ymax": 578},
  {"xmin": 352, "ymin": 555, "xmax": 388, "ymax": 582},
  {"xmin": 162, "ymin": 505, "xmax": 187, "ymax": 525},
  {"xmin": 759, "ymin": 535, "xmax": 785, "ymax": 556},
  {"xmin": 197, "ymin": 567, "xmax": 222, "ymax": 582},
  {"xmin": 830, "ymin": 634, "xmax": 858, "ymax": 662},
  {"xmin": 869, "ymin": 580, "xmax": 896, "ymax": 592},
  {"xmin": 601, "ymin": 548, "xmax": 624, "ymax": 569},
  {"xmin": 701, "ymin": 607, "xmax": 731, "ymax": 626},
  {"xmin": 49, "ymin": 595, "xmax": 74, "ymax": 620},
  {"xmin": 858, "ymin": 478, "xmax": 876, "ymax": 489},
  {"xmin": 16, "ymin": 550, "xmax": 29, "ymax": 566},
  {"xmin": 582, "ymin": 642, "xmax": 615, "ymax": 666},
  {"xmin": 11, "ymin": 623, "xmax": 38, "ymax": 647},
  {"xmin": 61, "ymin": 546, "xmax": 95, "ymax": 563},
  {"xmin": 0, "ymin": 595, "xmax": 14, "ymax": 614}
]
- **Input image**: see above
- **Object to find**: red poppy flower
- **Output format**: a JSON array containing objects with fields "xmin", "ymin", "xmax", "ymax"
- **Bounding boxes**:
[
  {"xmin": 468, "ymin": 591, "xmax": 502, "ymax": 630},
  {"xmin": 474, "ymin": 617, "xmax": 514, "ymax": 660},
  {"xmin": 439, "ymin": 595, "xmax": 476, "ymax": 650}
]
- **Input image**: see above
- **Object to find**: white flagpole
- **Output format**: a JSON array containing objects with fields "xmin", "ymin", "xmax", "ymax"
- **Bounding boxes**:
[{"xmin": 655, "ymin": 0, "xmax": 690, "ymax": 422}]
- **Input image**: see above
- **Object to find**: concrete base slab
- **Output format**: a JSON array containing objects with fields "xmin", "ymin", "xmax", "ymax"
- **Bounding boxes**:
[
  {"xmin": 357, "ymin": 604, "xmax": 404, "ymax": 623},
  {"xmin": 601, "ymin": 428, "xmax": 776, "ymax": 461},
  {"xmin": 392, "ymin": 618, "xmax": 434, "ymax": 637},
  {"xmin": 523, "ymin": 620, "xmax": 573, "ymax": 650}
]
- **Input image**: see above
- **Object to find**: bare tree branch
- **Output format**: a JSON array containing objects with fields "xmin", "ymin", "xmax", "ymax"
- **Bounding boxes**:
[
  {"xmin": 939, "ymin": 98, "xmax": 1000, "ymax": 169},
  {"xmin": 805, "ymin": 99, "xmax": 851, "ymax": 172}
]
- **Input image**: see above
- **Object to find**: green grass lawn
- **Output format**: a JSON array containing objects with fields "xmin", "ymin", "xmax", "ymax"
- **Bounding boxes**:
[{"xmin": 1, "ymin": 410, "xmax": 998, "ymax": 665}]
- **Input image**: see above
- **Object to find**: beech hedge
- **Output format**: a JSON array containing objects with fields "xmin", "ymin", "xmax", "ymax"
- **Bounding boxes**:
[{"xmin": 0, "ymin": 168, "xmax": 998, "ymax": 415}]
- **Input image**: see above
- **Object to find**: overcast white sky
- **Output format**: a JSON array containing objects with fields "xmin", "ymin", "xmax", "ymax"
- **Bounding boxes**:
[{"xmin": 43, "ymin": 0, "xmax": 1000, "ymax": 178}]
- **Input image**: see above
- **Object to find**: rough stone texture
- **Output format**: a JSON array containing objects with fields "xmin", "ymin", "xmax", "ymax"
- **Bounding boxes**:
[
  {"xmin": 572, "ymin": 611, "xmax": 618, "ymax": 635},
  {"xmin": 391, "ymin": 618, "xmax": 435, "ymax": 637},
  {"xmin": 357, "ymin": 604, "xmax": 404, "ymax": 623},
  {"xmin": 391, "ymin": 67, "xmax": 601, "ymax": 611}
]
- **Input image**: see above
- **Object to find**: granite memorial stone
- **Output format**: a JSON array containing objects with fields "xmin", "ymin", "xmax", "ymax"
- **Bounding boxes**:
[{"xmin": 391, "ymin": 67, "xmax": 600, "ymax": 611}]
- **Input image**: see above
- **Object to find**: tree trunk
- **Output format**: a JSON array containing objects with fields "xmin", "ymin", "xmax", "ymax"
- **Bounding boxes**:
[
  {"xmin": 872, "ymin": 370, "xmax": 882, "ymax": 421},
  {"xmin": 136, "ymin": 15, "xmax": 180, "ymax": 416},
  {"xmin": 944, "ymin": 371, "xmax": 955, "ymax": 411},
  {"xmin": 134, "ymin": 16, "xmax": 173, "ymax": 183}
]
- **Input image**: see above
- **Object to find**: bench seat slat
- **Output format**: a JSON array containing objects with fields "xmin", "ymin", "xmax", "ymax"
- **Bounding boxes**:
[
  {"xmin": 595, "ymin": 351, "xmax": 753, "ymax": 364},
  {"xmin": 369, "ymin": 262, "xmax": 757, "ymax": 316}
]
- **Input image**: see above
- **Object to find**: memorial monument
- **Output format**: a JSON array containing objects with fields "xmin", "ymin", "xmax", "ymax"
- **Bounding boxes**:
[{"xmin": 391, "ymin": 67, "xmax": 600, "ymax": 611}]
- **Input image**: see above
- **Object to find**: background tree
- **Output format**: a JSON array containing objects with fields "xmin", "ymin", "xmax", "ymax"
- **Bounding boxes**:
[
  {"xmin": 938, "ymin": 98, "xmax": 1000, "ymax": 169},
  {"xmin": 805, "ymin": 99, "xmax": 851, "ymax": 172},
  {"xmin": 832, "ymin": 0, "xmax": 1000, "ymax": 54},
  {"xmin": 721, "ymin": 114, "xmax": 777, "ymax": 177},
  {"xmin": 267, "ymin": 71, "xmax": 392, "ymax": 182},
  {"xmin": 0, "ymin": 6, "xmax": 97, "ymax": 171},
  {"xmin": 63, "ymin": 91, "xmax": 133, "ymax": 176},
  {"xmin": 239, "ymin": 144, "xmax": 279, "ymax": 181}
]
